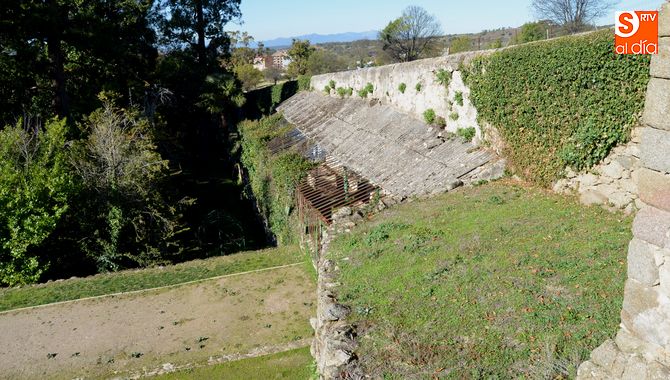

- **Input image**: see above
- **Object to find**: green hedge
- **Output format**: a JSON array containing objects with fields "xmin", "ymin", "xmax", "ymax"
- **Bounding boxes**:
[
  {"xmin": 466, "ymin": 30, "xmax": 650, "ymax": 185},
  {"xmin": 243, "ymin": 80, "xmax": 299, "ymax": 120},
  {"xmin": 238, "ymin": 114, "xmax": 314, "ymax": 244}
]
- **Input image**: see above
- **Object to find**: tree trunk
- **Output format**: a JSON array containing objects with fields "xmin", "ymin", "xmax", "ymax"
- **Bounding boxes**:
[{"xmin": 195, "ymin": 0, "xmax": 206, "ymax": 67}]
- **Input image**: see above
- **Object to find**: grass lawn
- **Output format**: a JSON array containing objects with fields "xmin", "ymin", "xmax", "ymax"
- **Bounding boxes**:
[
  {"xmin": 156, "ymin": 347, "xmax": 314, "ymax": 380},
  {"xmin": 0, "ymin": 245, "xmax": 306, "ymax": 312},
  {"xmin": 330, "ymin": 180, "xmax": 632, "ymax": 379}
]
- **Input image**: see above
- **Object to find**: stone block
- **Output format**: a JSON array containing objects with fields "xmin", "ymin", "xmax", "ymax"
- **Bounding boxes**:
[
  {"xmin": 639, "ymin": 168, "xmax": 670, "ymax": 212},
  {"xmin": 629, "ymin": 238, "xmax": 661, "ymax": 286},
  {"xmin": 590, "ymin": 339, "xmax": 620, "ymax": 368},
  {"xmin": 576, "ymin": 173, "xmax": 598, "ymax": 187},
  {"xmin": 661, "ymin": 2, "xmax": 670, "ymax": 37},
  {"xmin": 651, "ymin": 38, "xmax": 670, "ymax": 79},
  {"xmin": 648, "ymin": 361, "xmax": 670, "ymax": 380},
  {"xmin": 580, "ymin": 190, "xmax": 607, "ymax": 205},
  {"xmin": 601, "ymin": 160, "xmax": 625, "ymax": 179},
  {"xmin": 609, "ymin": 191, "xmax": 635, "ymax": 209},
  {"xmin": 633, "ymin": 206, "xmax": 670, "ymax": 247},
  {"xmin": 641, "ymin": 127, "xmax": 670, "ymax": 174},
  {"xmin": 643, "ymin": 78, "xmax": 670, "ymax": 131},
  {"xmin": 622, "ymin": 355, "xmax": 648, "ymax": 380},
  {"xmin": 622, "ymin": 279, "xmax": 660, "ymax": 323}
]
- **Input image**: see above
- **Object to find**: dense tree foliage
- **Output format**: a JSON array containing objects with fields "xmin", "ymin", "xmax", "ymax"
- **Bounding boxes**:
[
  {"xmin": 0, "ymin": 0, "xmax": 266, "ymax": 285},
  {"xmin": 287, "ymin": 39, "xmax": 315, "ymax": 78}
]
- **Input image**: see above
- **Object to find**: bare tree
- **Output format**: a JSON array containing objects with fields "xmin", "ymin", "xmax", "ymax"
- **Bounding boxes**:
[
  {"xmin": 531, "ymin": 0, "xmax": 615, "ymax": 33},
  {"xmin": 379, "ymin": 6, "xmax": 443, "ymax": 62}
]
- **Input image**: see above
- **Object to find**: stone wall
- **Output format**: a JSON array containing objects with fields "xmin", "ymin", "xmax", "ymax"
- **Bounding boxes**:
[
  {"xmin": 553, "ymin": 131, "xmax": 642, "ymax": 214},
  {"xmin": 310, "ymin": 50, "xmax": 495, "ymax": 143},
  {"xmin": 577, "ymin": 3, "xmax": 670, "ymax": 379}
]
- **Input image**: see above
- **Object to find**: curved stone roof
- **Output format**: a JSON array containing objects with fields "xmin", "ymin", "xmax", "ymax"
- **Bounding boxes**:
[{"xmin": 277, "ymin": 91, "xmax": 495, "ymax": 198}]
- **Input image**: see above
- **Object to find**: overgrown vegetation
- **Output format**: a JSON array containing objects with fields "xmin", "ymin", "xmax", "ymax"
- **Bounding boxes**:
[
  {"xmin": 456, "ymin": 127, "xmax": 476, "ymax": 142},
  {"xmin": 423, "ymin": 109, "xmax": 436, "ymax": 124},
  {"xmin": 238, "ymin": 115, "xmax": 315, "ymax": 244},
  {"xmin": 0, "ymin": 118, "xmax": 74, "ymax": 285},
  {"xmin": 466, "ymin": 30, "xmax": 650, "ymax": 185},
  {"xmin": 435, "ymin": 69, "xmax": 452, "ymax": 87},
  {"xmin": 330, "ymin": 181, "xmax": 631, "ymax": 378},
  {"xmin": 297, "ymin": 75, "xmax": 312, "ymax": 91}
]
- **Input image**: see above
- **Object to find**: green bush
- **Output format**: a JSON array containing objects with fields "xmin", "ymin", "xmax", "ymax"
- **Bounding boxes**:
[
  {"xmin": 466, "ymin": 30, "xmax": 650, "ymax": 185},
  {"xmin": 415, "ymin": 82, "xmax": 422, "ymax": 92},
  {"xmin": 239, "ymin": 115, "xmax": 314, "ymax": 244},
  {"xmin": 346, "ymin": 87, "xmax": 354, "ymax": 97},
  {"xmin": 323, "ymin": 85, "xmax": 331, "ymax": 94},
  {"xmin": 336, "ymin": 87, "xmax": 347, "ymax": 98},
  {"xmin": 0, "ymin": 118, "xmax": 75, "ymax": 285},
  {"xmin": 329, "ymin": 80, "xmax": 336, "ymax": 89},
  {"xmin": 398, "ymin": 83, "xmax": 407, "ymax": 94},
  {"xmin": 454, "ymin": 91, "xmax": 464, "ymax": 106},
  {"xmin": 423, "ymin": 109, "xmax": 436, "ymax": 124},
  {"xmin": 435, "ymin": 69, "xmax": 452, "ymax": 87},
  {"xmin": 358, "ymin": 83, "xmax": 374, "ymax": 98},
  {"xmin": 297, "ymin": 75, "xmax": 311, "ymax": 91},
  {"xmin": 457, "ymin": 127, "xmax": 476, "ymax": 142}
]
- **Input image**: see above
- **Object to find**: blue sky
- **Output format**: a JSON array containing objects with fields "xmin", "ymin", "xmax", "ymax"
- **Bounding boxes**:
[{"xmin": 236, "ymin": 0, "xmax": 666, "ymax": 41}]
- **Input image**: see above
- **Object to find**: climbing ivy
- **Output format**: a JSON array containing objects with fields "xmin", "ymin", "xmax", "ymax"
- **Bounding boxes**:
[
  {"xmin": 466, "ymin": 30, "xmax": 650, "ymax": 185},
  {"xmin": 238, "ymin": 114, "xmax": 315, "ymax": 244}
]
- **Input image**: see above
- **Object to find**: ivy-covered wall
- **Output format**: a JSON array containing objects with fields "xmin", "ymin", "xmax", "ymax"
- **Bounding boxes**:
[
  {"xmin": 237, "ymin": 114, "xmax": 314, "ymax": 244},
  {"xmin": 465, "ymin": 30, "xmax": 650, "ymax": 186}
]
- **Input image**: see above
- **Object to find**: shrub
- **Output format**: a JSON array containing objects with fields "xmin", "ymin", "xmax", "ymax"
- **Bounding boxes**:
[
  {"xmin": 398, "ymin": 83, "xmax": 407, "ymax": 93},
  {"xmin": 72, "ymin": 104, "xmax": 177, "ymax": 272},
  {"xmin": 423, "ymin": 109, "xmax": 436, "ymax": 124},
  {"xmin": 450, "ymin": 112, "xmax": 459, "ymax": 121},
  {"xmin": 297, "ymin": 75, "xmax": 311, "ymax": 91},
  {"xmin": 358, "ymin": 83, "xmax": 374, "ymax": 98},
  {"xmin": 435, "ymin": 69, "xmax": 452, "ymax": 87},
  {"xmin": 329, "ymin": 80, "xmax": 336, "ymax": 89},
  {"xmin": 0, "ymin": 118, "xmax": 75, "ymax": 285},
  {"xmin": 346, "ymin": 87, "xmax": 354, "ymax": 97},
  {"xmin": 336, "ymin": 87, "xmax": 347, "ymax": 98},
  {"xmin": 435, "ymin": 116, "xmax": 447, "ymax": 128},
  {"xmin": 415, "ymin": 83, "xmax": 422, "ymax": 92},
  {"xmin": 454, "ymin": 91, "xmax": 464, "ymax": 106},
  {"xmin": 323, "ymin": 85, "xmax": 331, "ymax": 94},
  {"xmin": 466, "ymin": 30, "xmax": 650, "ymax": 185},
  {"xmin": 457, "ymin": 127, "xmax": 476, "ymax": 142}
]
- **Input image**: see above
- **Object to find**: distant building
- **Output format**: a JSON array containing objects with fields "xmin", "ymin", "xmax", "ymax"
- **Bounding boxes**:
[
  {"xmin": 253, "ymin": 55, "xmax": 272, "ymax": 71},
  {"xmin": 271, "ymin": 50, "xmax": 291, "ymax": 69}
]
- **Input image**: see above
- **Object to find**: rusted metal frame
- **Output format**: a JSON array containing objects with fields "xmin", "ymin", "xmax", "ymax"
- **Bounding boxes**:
[{"xmin": 296, "ymin": 186, "xmax": 330, "ymax": 225}]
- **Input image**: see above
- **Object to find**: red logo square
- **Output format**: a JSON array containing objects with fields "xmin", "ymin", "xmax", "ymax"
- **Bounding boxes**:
[{"xmin": 615, "ymin": 11, "xmax": 658, "ymax": 54}]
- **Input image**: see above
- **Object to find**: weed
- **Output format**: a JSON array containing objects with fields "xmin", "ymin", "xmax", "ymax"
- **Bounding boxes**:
[
  {"xmin": 454, "ymin": 91, "xmax": 464, "ymax": 106},
  {"xmin": 415, "ymin": 82, "xmax": 422, "ymax": 92},
  {"xmin": 423, "ymin": 109, "xmax": 436, "ymax": 124},
  {"xmin": 398, "ymin": 83, "xmax": 407, "ymax": 94},
  {"xmin": 457, "ymin": 127, "xmax": 476, "ymax": 142}
]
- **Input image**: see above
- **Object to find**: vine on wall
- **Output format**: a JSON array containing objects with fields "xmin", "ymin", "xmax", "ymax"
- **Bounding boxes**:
[{"xmin": 466, "ymin": 30, "xmax": 650, "ymax": 185}]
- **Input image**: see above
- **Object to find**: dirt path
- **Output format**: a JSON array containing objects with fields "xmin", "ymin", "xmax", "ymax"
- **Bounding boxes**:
[{"xmin": 0, "ymin": 265, "xmax": 315, "ymax": 379}]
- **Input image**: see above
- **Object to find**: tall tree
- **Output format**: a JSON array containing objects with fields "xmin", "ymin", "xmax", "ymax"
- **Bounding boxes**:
[
  {"xmin": 379, "ymin": 6, "xmax": 442, "ymax": 62},
  {"xmin": 286, "ymin": 39, "xmax": 315, "ymax": 78},
  {"xmin": 0, "ymin": 0, "xmax": 157, "ymax": 121},
  {"xmin": 157, "ymin": 0, "xmax": 241, "ymax": 69},
  {"xmin": 531, "ymin": 0, "xmax": 614, "ymax": 33}
]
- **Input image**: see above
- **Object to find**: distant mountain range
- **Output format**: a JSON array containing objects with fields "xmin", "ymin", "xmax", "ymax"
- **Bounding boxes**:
[{"xmin": 254, "ymin": 31, "xmax": 379, "ymax": 48}]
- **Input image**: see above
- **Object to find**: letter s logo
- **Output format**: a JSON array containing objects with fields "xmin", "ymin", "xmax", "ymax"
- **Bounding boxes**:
[{"xmin": 616, "ymin": 11, "xmax": 640, "ymax": 38}]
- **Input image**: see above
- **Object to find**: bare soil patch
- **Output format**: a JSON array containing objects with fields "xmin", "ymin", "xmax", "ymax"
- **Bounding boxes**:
[{"xmin": 0, "ymin": 265, "xmax": 315, "ymax": 379}]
